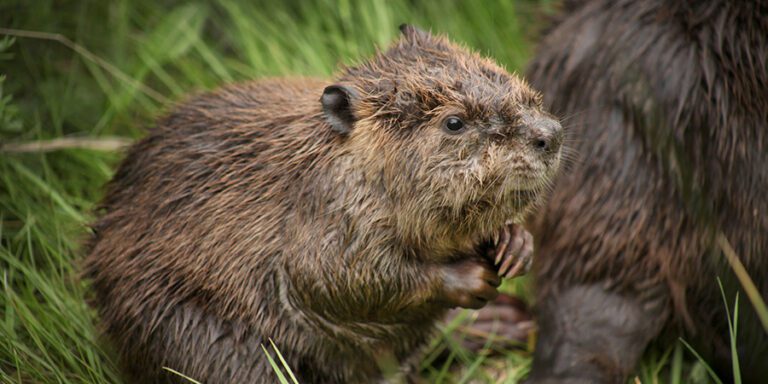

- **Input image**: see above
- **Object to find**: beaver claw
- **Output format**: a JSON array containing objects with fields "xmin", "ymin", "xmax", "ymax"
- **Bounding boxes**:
[
  {"xmin": 445, "ymin": 293, "xmax": 534, "ymax": 351},
  {"xmin": 489, "ymin": 223, "xmax": 533, "ymax": 279},
  {"xmin": 438, "ymin": 259, "xmax": 501, "ymax": 309}
]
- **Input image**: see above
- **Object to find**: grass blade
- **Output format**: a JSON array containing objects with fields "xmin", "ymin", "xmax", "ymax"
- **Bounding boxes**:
[
  {"xmin": 261, "ymin": 343, "xmax": 290, "ymax": 384},
  {"xmin": 717, "ymin": 233, "xmax": 768, "ymax": 333},
  {"xmin": 162, "ymin": 367, "xmax": 202, "ymax": 384},
  {"xmin": 269, "ymin": 338, "xmax": 299, "ymax": 384},
  {"xmin": 679, "ymin": 338, "xmax": 723, "ymax": 384}
]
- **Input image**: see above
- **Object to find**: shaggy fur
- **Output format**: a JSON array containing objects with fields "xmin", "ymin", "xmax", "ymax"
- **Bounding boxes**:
[
  {"xmin": 84, "ymin": 26, "xmax": 562, "ymax": 383},
  {"xmin": 526, "ymin": 1, "xmax": 768, "ymax": 382}
]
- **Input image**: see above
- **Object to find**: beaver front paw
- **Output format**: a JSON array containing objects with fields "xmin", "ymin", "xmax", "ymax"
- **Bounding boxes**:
[
  {"xmin": 438, "ymin": 259, "xmax": 500, "ymax": 309},
  {"xmin": 487, "ymin": 223, "xmax": 533, "ymax": 279}
]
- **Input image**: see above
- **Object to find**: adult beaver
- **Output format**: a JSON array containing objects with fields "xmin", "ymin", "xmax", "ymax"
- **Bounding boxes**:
[
  {"xmin": 525, "ymin": 0, "xmax": 768, "ymax": 382},
  {"xmin": 84, "ymin": 25, "xmax": 562, "ymax": 383}
]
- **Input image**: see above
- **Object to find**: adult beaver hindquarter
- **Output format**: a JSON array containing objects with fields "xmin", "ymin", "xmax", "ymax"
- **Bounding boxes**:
[
  {"xmin": 525, "ymin": 1, "xmax": 767, "ymax": 382},
  {"xmin": 85, "ymin": 25, "xmax": 563, "ymax": 383}
]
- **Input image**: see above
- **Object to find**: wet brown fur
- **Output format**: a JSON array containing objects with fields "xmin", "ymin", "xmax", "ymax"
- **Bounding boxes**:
[
  {"xmin": 85, "ymin": 27, "xmax": 561, "ymax": 383},
  {"xmin": 526, "ymin": 0, "xmax": 768, "ymax": 382}
]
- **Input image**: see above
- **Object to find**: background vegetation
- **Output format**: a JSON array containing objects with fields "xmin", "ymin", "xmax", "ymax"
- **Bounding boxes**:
[{"xmin": 0, "ymin": 0, "xmax": 731, "ymax": 382}]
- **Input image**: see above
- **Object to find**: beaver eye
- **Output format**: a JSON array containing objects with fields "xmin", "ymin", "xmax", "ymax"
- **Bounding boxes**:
[{"xmin": 443, "ymin": 116, "xmax": 466, "ymax": 134}]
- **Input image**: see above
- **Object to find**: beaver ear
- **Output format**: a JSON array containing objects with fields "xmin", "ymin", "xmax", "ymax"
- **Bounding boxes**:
[
  {"xmin": 321, "ymin": 85, "xmax": 357, "ymax": 134},
  {"xmin": 399, "ymin": 24, "xmax": 431, "ymax": 43}
]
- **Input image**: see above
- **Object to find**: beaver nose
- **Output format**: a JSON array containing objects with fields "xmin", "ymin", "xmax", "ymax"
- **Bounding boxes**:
[{"xmin": 529, "ymin": 117, "xmax": 563, "ymax": 153}]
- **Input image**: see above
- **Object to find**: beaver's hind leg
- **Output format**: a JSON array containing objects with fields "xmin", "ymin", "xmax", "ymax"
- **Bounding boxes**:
[{"xmin": 526, "ymin": 284, "xmax": 669, "ymax": 383}]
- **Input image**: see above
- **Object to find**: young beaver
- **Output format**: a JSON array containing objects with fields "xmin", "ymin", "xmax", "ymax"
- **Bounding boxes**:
[
  {"xmin": 84, "ymin": 25, "xmax": 562, "ymax": 383},
  {"xmin": 524, "ymin": 1, "xmax": 768, "ymax": 382}
]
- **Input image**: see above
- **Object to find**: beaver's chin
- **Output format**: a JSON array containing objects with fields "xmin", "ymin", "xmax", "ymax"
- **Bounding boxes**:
[
  {"xmin": 454, "ymin": 188, "xmax": 539, "ymax": 230},
  {"xmin": 503, "ymin": 188, "xmax": 539, "ymax": 208}
]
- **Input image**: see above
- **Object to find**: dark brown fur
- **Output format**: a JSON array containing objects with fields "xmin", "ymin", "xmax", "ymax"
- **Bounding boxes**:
[
  {"xmin": 526, "ymin": 1, "xmax": 768, "ymax": 382},
  {"xmin": 84, "ymin": 26, "xmax": 562, "ymax": 383}
]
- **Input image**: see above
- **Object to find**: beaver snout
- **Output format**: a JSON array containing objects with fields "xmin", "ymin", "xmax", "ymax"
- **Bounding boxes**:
[
  {"xmin": 481, "ymin": 117, "xmax": 563, "ymax": 154},
  {"xmin": 527, "ymin": 116, "xmax": 562, "ymax": 154}
]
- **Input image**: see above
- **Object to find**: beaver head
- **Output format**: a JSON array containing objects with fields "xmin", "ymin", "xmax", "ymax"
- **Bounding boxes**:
[{"xmin": 320, "ymin": 25, "xmax": 563, "ymax": 255}]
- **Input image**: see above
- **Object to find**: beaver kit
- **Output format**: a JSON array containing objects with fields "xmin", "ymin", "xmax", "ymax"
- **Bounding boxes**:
[
  {"xmin": 84, "ymin": 25, "xmax": 562, "ymax": 383},
  {"xmin": 525, "ymin": 0, "xmax": 767, "ymax": 382}
]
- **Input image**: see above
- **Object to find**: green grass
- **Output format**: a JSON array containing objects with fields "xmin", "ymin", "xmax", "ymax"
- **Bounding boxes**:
[{"xmin": 0, "ymin": 0, "xmax": 759, "ymax": 383}]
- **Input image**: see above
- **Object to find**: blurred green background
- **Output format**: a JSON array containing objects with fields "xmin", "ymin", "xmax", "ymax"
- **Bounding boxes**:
[{"xmin": 0, "ymin": 0, "xmax": 712, "ymax": 383}]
